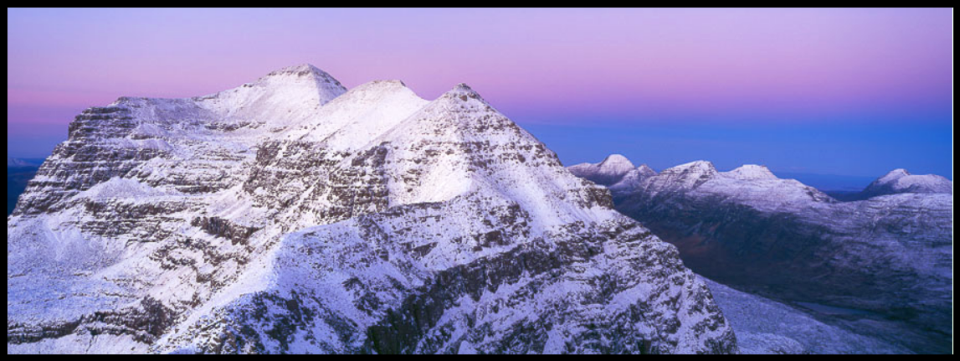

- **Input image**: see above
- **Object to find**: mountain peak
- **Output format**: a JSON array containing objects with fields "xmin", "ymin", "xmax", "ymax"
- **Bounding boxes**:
[
  {"xmin": 567, "ymin": 154, "xmax": 639, "ymax": 187},
  {"xmin": 265, "ymin": 63, "xmax": 327, "ymax": 77},
  {"xmin": 353, "ymin": 79, "xmax": 410, "ymax": 91},
  {"xmin": 636, "ymin": 164, "xmax": 658, "ymax": 177},
  {"xmin": 627, "ymin": 160, "xmax": 718, "ymax": 194},
  {"xmin": 188, "ymin": 63, "xmax": 349, "ymax": 125},
  {"xmin": 861, "ymin": 168, "xmax": 952, "ymax": 197},
  {"xmin": 443, "ymin": 83, "xmax": 486, "ymax": 103},
  {"xmin": 657, "ymin": 161, "xmax": 719, "ymax": 186},
  {"xmin": 256, "ymin": 63, "xmax": 344, "ymax": 91},
  {"xmin": 599, "ymin": 154, "xmax": 636, "ymax": 173},
  {"xmin": 878, "ymin": 168, "xmax": 910, "ymax": 181},
  {"xmin": 667, "ymin": 160, "xmax": 717, "ymax": 174},
  {"xmin": 727, "ymin": 164, "xmax": 777, "ymax": 180}
]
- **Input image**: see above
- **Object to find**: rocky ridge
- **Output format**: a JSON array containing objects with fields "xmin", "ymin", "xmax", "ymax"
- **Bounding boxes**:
[{"xmin": 7, "ymin": 66, "xmax": 736, "ymax": 354}]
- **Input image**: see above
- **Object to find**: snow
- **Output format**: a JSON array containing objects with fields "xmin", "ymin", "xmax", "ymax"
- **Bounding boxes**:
[
  {"xmin": 279, "ymin": 79, "xmax": 428, "ymax": 150},
  {"xmin": 197, "ymin": 63, "xmax": 346, "ymax": 127},
  {"xmin": 605, "ymin": 164, "xmax": 657, "ymax": 196},
  {"xmin": 618, "ymin": 160, "xmax": 837, "ymax": 212},
  {"xmin": 597, "ymin": 154, "xmax": 636, "ymax": 175},
  {"xmin": 74, "ymin": 177, "xmax": 181, "ymax": 200},
  {"xmin": 861, "ymin": 168, "xmax": 952, "ymax": 197},
  {"xmin": 726, "ymin": 164, "xmax": 777, "ymax": 180},
  {"xmin": 567, "ymin": 154, "xmax": 637, "ymax": 186},
  {"xmin": 638, "ymin": 160, "xmax": 719, "ymax": 197},
  {"xmin": 8, "ymin": 64, "xmax": 735, "ymax": 354},
  {"xmin": 663, "ymin": 160, "xmax": 718, "ymax": 177},
  {"xmin": 877, "ymin": 168, "xmax": 910, "ymax": 183},
  {"xmin": 636, "ymin": 164, "xmax": 657, "ymax": 178},
  {"xmin": 700, "ymin": 276, "xmax": 910, "ymax": 354}
]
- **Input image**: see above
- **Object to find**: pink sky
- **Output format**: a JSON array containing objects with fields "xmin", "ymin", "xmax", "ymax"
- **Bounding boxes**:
[
  {"xmin": 6, "ymin": 8, "xmax": 953, "ymax": 178},
  {"xmin": 8, "ymin": 9, "xmax": 951, "ymax": 126}
]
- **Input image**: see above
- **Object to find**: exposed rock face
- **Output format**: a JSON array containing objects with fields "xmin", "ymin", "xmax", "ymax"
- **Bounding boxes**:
[
  {"xmin": 590, "ymin": 159, "xmax": 952, "ymax": 353},
  {"xmin": 7, "ymin": 66, "xmax": 736, "ymax": 354}
]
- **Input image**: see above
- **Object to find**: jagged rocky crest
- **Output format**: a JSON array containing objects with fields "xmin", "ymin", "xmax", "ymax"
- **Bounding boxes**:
[{"xmin": 7, "ymin": 65, "xmax": 737, "ymax": 354}]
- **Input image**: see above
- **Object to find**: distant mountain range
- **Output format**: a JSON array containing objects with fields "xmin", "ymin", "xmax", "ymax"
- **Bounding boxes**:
[
  {"xmin": 569, "ymin": 155, "xmax": 952, "ymax": 353},
  {"xmin": 7, "ymin": 157, "xmax": 43, "ymax": 168}
]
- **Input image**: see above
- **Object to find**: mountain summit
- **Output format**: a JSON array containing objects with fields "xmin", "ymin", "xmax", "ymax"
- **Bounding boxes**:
[
  {"xmin": 567, "ymin": 155, "xmax": 663, "ymax": 201},
  {"xmin": 859, "ymin": 168, "xmax": 952, "ymax": 198},
  {"xmin": 7, "ymin": 65, "xmax": 735, "ymax": 354},
  {"xmin": 568, "ymin": 154, "xmax": 637, "ymax": 185}
]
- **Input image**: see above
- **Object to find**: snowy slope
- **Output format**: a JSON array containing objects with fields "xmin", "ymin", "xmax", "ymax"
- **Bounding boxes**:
[
  {"xmin": 699, "ymin": 276, "xmax": 910, "ymax": 354},
  {"xmin": 858, "ymin": 168, "xmax": 952, "ymax": 199},
  {"xmin": 567, "ymin": 154, "xmax": 636, "ymax": 186},
  {"xmin": 596, "ymin": 159, "xmax": 952, "ymax": 354},
  {"xmin": 608, "ymin": 164, "xmax": 658, "ymax": 198},
  {"xmin": 7, "ymin": 66, "xmax": 736, "ymax": 354},
  {"xmin": 568, "ymin": 155, "xmax": 657, "ymax": 201}
]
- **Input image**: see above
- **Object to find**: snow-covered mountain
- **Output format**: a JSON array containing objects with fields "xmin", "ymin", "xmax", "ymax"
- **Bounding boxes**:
[
  {"xmin": 858, "ymin": 168, "xmax": 952, "ymax": 199},
  {"xmin": 568, "ymin": 155, "xmax": 657, "ymax": 200},
  {"xmin": 568, "ymin": 154, "xmax": 637, "ymax": 186},
  {"xmin": 7, "ymin": 65, "xmax": 736, "ymax": 354},
  {"xmin": 573, "ymin": 155, "xmax": 952, "ymax": 353}
]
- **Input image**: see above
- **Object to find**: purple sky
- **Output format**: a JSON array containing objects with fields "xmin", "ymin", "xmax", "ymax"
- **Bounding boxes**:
[{"xmin": 7, "ymin": 8, "xmax": 953, "ymax": 180}]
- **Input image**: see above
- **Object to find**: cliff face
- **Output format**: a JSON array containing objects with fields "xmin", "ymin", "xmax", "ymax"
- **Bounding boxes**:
[{"xmin": 7, "ymin": 65, "xmax": 736, "ymax": 354}]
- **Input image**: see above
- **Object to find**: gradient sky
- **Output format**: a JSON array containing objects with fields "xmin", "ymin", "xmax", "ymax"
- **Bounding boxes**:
[{"xmin": 7, "ymin": 8, "xmax": 953, "ymax": 181}]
